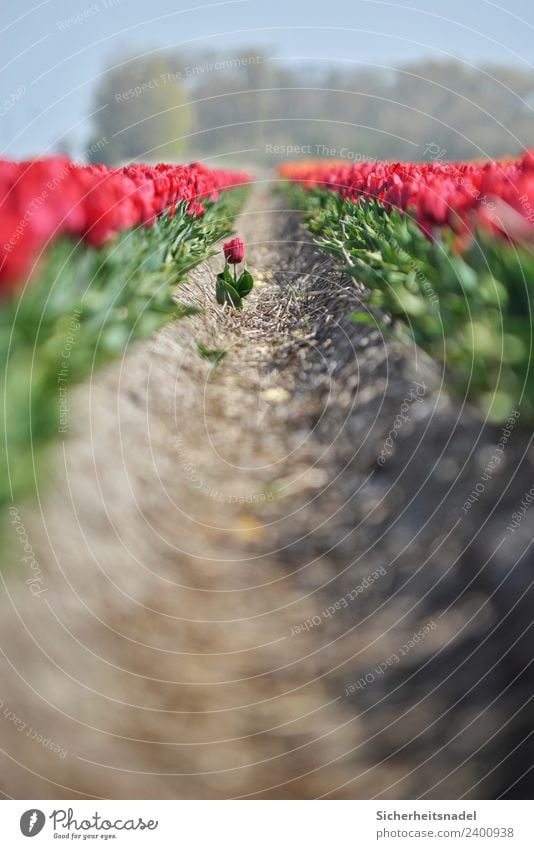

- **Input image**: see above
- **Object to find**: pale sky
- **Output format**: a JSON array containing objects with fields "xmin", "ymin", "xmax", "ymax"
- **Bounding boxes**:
[{"xmin": 2, "ymin": 0, "xmax": 534, "ymax": 157}]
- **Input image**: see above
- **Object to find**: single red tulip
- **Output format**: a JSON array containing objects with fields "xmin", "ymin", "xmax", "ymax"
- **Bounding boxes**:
[{"xmin": 223, "ymin": 237, "xmax": 244, "ymax": 264}]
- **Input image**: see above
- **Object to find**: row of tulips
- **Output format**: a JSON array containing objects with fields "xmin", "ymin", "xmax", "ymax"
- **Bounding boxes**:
[
  {"xmin": 278, "ymin": 152, "xmax": 534, "ymax": 247},
  {"xmin": 1, "ymin": 159, "xmax": 249, "ymax": 516},
  {"xmin": 280, "ymin": 153, "xmax": 534, "ymax": 422},
  {"xmin": 1, "ymin": 158, "xmax": 250, "ymax": 289}
]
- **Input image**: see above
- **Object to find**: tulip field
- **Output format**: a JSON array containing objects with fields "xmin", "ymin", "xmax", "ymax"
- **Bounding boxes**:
[
  {"xmin": 0, "ymin": 158, "xmax": 249, "ymax": 509},
  {"xmin": 2, "ymin": 149, "xmax": 534, "ymax": 514},
  {"xmin": 279, "ymin": 152, "xmax": 534, "ymax": 422},
  {"xmin": 0, "ymin": 160, "xmax": 249, "ymax": 287}
]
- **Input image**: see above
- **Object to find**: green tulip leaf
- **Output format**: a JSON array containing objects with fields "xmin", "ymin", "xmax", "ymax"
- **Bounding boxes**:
[{"xmin": 236, "ymin": 269, "xmax": 254, "ymax": 297}]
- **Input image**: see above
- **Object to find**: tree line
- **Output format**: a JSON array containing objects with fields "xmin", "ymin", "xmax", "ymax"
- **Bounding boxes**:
[{"xmin": 85, "ymin": 49, "xmax": 534, "ymax": 165}]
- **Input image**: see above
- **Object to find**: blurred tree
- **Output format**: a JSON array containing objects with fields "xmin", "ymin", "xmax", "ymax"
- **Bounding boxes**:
[{"xmin": 87, "ymin": 54, "xmax": 192, "ymax": 164}]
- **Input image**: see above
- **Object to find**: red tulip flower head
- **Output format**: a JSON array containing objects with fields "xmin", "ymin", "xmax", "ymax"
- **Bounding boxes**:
[{"xmin": 223, "ymin": 237, "xmax": 244, "ymax": 264}]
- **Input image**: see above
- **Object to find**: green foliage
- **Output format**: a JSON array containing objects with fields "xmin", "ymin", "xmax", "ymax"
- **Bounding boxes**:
[
  {"xmin": 236, "ymin": 269, "xmax": 254, "ymax": 297},
  {"xmin": 286, "ymin": 185, "xmax": 534, "ymax": 422},
  {"xmin": 1, "ymin": 188, "xmax": 247, "ymax": 512},
  {"xmin": 215, "ymin": 263, "xmax": 254, "ymax": 310}
]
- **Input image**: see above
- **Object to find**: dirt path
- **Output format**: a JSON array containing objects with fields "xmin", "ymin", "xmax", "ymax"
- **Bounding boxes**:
[{"xmin": 1, "ymin": 186, "xmax": 533, "ymax": 799}]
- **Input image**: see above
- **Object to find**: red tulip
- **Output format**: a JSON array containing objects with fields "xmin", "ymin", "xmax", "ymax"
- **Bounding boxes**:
[{"xmin": 223, "ymin": 237, "xmax": 244, "ymax": 264}]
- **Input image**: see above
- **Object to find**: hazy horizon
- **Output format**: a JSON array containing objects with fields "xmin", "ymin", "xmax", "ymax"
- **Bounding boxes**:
[{"xmin": 3, "ymin": 0, "xmax": 534, "ymax": 159}]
